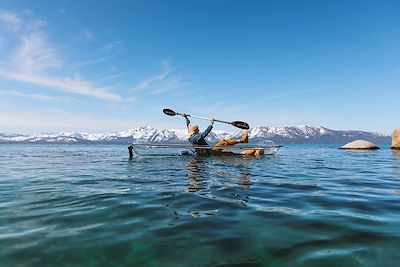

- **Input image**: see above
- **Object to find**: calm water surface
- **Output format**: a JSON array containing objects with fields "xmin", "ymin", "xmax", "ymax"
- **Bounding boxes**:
[{"xmin": 1, "ymin": 144, "xmax": 400, "ymax": 267}]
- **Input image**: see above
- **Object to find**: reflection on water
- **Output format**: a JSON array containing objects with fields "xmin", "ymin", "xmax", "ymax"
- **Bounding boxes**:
[
  {"xmin": 215, "ymin": 157, "xmax": 253, "ymax": 190},
  {"xmin": 392, "ymin": 149, "xmax": 400, "ymax": 160},
  {"xmin": 392, "ymin": 149, "xmax": 400, "ymax": 179},
  {"xmin": 239, "ymin": 170, "xmax": 251, "ymax": 190},
  {"xmin": 184, "ymin": 156, "xmax": 255, "ymax": 193},
  {"xmin": 341, "ymin": 149, "xmax": 381, "ymax": 154},
  {"xmin": 185, "ymin": 157, "xmax": 208, "ymax": 193}
]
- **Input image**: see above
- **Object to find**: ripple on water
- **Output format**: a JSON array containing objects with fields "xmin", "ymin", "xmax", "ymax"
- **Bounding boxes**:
[{"xmin": 1, "ymin": 144, "xmax": 400, "ymax": 266}]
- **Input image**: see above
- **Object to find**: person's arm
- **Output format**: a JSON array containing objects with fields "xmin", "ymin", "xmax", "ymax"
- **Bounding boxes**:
[
  {"xmin": 182, "ymin": 114, "xmax": 190, "ymax": 129},
  {"xmin": 199, "ymin": 119, "xmax": 214, "ymax": 139},
  {"xmin": 199, "ymin": 125, "xmax": 213, "ymax": 139}
]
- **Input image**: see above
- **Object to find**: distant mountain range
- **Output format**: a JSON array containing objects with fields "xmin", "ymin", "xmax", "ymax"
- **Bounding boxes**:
[{"xmin": 0, "ymin": 126, "xmax": 390, "ymax": 144}]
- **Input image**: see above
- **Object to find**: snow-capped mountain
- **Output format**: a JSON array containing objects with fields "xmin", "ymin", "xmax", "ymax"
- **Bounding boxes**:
[
  {"xmin": 0, "ymin": 126, "xmax": 390, "ymax": 144},
  {"xmin": 234, "ymin": 125, "xmax": 390, "ymax": 144}
]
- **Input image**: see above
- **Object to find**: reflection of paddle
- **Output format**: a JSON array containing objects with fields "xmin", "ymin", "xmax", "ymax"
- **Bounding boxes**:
[{"xmin": 163, "ymin": 108, "xmax": 250, "ymax": 130}]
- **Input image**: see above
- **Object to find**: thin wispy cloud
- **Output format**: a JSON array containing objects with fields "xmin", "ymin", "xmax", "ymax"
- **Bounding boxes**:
[
  {"xmin": 74, "ymin": 55, "xmax": 115, "ymax": 68},
  {"xmin": 152, "ymin": 78, "xmax": 197, "ymax": 94},
  {"xmin": 2, "ymin": 89, "xmax": 55, "ymax": 101},
  {"xmin": 0, "ymin": 9, "xmax": 121, "ymax": 101},
  {"xmin": 0, "ymin": 89, "xmax": 80, "ymax": 103},
  {"xmin": 13, "ymin": 32, "xmax": 61, "ymax": 73},
  {"xmin": 99, "ymin": 72, "xmax": 125, "ymax": 82},
  {"xmin": 134, "ymin": 60, "xmax": 196, "ymax": 94},
  {"xmin": 20, "ymin": 9, "xmax": 47, "ymax": 31},
  {"xmin": 27, "ymin": 19, "xmax": 47, "ymax": 31},
  {"xmin": 0, "ymin": 9, "xmax": 22, "ymax": 31},
  {"xmin": 134, "ymin": 61, "xmax": 174, "ymax": 91},
  {"xmin": 0, "ymin": 71, "xmax": 121, "ymax": 100},
  {"xmin": 74, "ymin": 41, "xmax": 123, "ymax": 68}
]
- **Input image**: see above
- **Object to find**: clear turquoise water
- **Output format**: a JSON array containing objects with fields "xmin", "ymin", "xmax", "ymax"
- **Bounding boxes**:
[{"xmin": 1, "ymin": 144, "xmax": 400, "ymax": 267}]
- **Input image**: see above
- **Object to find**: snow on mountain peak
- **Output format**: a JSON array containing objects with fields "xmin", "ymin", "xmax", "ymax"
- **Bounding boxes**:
[{"xmin": 0, "ymin": 125, "xmax": 390, "ymax": 144}]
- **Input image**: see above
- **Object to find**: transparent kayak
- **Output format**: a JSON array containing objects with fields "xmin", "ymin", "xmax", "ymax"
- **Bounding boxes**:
[{"xmin": 130, "ymin": 140, "xmax": 281, "ymax": 157}]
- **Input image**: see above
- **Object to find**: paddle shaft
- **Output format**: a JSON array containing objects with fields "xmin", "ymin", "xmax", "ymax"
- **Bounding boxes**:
[{"xmin": 175, "ymin": 112, "xmax": 229, "ymax": 125}]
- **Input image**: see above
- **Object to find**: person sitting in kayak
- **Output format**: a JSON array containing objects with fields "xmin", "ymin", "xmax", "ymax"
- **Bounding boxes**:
[
  {"xmin": 182, "ymin": 114, "xmax": 248, "ymax": 155},
  {"xmin": 183, "ymin": 114, "xmax": 214, "ymax": 147}
]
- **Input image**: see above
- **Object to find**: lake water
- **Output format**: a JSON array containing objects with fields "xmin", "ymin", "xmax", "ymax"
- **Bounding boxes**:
[{"xmin": 1, "ymin": 144, "xmax": 400, "ymax": 267}]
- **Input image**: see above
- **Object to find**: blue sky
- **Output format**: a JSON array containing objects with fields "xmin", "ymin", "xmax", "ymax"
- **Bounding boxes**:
[{"xmin": 0, "ymin": 0, "xmax": 399, "ymax": 134}]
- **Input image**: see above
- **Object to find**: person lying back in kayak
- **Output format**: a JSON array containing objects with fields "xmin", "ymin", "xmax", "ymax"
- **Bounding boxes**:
[
  {"xmin": 182, "ymin": 114, "xmax": 263, "ymax": 156},
  {"xmin": 182, "ymin": 114, "xmax": 248, "ymax": 153}
]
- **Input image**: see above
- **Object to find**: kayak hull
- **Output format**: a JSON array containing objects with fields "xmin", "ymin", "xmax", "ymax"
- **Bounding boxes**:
[{"xmin": 130, "ymin": 143, "xmax": 281, "ymax": 157}]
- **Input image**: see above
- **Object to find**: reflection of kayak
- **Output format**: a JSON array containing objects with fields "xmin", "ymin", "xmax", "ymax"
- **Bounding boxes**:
[{"xmin": 130, "ymin": 141, "xmax": 281, "ymax": 157}]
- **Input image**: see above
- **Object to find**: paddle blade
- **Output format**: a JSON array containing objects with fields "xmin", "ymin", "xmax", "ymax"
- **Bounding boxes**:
[
  {"xmin": 231, "ymin": 121, "xmax": 250, "ymax": 130},
  {"xmin": 163, "ymin": 108, "xmax": 176, "ymax": 116}
]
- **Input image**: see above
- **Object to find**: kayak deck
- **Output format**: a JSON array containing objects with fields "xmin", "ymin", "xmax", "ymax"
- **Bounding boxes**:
[{"xmin": 130, "ymin": 142, "xmax": 281, "ymax": 157}]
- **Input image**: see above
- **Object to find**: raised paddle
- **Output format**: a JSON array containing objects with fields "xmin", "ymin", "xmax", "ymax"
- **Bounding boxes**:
[{"xmin": 163, "ymin": 108, "xmax": 250, "ymax": 130}]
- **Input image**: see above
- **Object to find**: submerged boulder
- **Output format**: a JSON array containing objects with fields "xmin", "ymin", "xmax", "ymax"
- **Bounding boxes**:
[
  {"xmin": 340, "ymin": 140, "xmax": 379, "ymax": 150},
  {"xmin": 392, "ymin": 127, "xmax": 400, "ymax": 149}
]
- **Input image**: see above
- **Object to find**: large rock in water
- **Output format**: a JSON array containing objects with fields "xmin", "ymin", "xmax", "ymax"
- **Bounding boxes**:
[
  {"xmin": 392, "ymin": 127, "xmax": 400, "ymax": 149},
  {"xmin": 340, "ymin": 140, "xmax": 379, "ymax": 150}
]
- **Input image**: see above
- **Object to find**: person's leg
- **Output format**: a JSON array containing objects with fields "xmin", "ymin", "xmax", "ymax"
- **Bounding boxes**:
[
  {"xmin": 255, "ymin": 149, "xmax": 264, "ymax": 156},
  {"xmin": 215, "ymin": 139, "xmax": 241, "ymax": 147},
  {"xmin": 240, "ymin": 149, "xmax": 264, "ymax": 156},
  {"xmin": 215, "ymin": 131, "xmax": 249, "ymax": 147},
  {"xmin": 240, "ymin": 131, "xmax": 249, "ymax": 143},
  {"xmin": 241, "ymin": 149, "xmax": 256, "ymax": 156}
]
